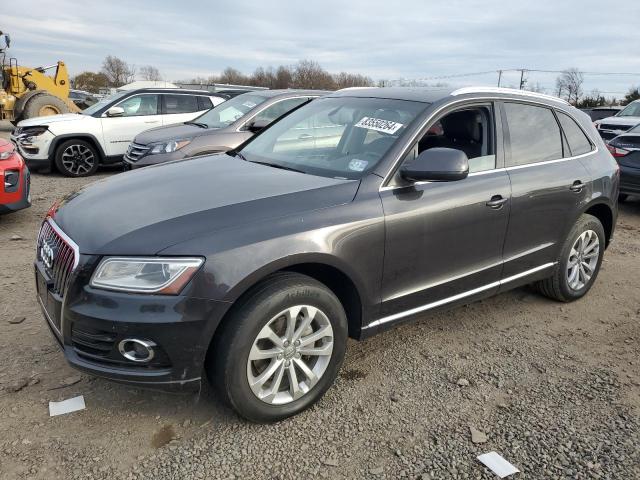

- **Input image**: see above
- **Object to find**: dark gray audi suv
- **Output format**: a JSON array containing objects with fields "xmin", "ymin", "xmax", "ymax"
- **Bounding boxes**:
[{"xmin": 35, "ymin": 86, "xmax": 618, "ymax": 422}]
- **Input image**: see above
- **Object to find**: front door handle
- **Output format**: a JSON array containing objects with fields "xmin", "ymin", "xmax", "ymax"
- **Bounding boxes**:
[
  {"xmin": 144, "ymin": 120, "xmax": 160, "ymax": 124},
  {"xmin": 570, "ymin": 180, "xmax": 585, "ymax": 192},
  {"xmin": 486, "ymin": 195, "xmax": 508, "ymax": 209},
  {"xmin": 298, "ymin": 133, "xmax": 313, "ymax": 140}
]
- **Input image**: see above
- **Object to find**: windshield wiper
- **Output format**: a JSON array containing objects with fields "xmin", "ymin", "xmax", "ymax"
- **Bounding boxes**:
[
  {"xmin": 184, "ymin": 121, "xmax": 208, "ymax": 128},
  {"xmin": 231, "ymin": 150, "xmax": 247, "ymax": 161},
  {"xmin": 249, "ymin": 160, "xmax": 306, "ymax": 174}
]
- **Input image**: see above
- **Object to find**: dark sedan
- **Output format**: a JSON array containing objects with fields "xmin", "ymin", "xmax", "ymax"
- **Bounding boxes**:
[
  {"xmin": 607, "ymin": 123, "xmax": 640, "ymax": 200},
  {"xmin": 123, "ymin": 90, "xmax": 328, "ymax": 168},
  {"xmin": 35, "ymin": 87, "xmax": 617, "ymax": 422}
]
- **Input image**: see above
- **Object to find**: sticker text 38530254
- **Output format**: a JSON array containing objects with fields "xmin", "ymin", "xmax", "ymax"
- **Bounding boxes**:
[{"xmin": 354, "ymin": 117, "xmax": 403, "ymax": 135}]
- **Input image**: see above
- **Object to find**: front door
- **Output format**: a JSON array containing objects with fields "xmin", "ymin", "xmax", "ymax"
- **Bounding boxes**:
[
  {"xmin": 378, "ymin": 103, "xmax": 511, "ymax": 320},
  {"xmin": 101, "ymin": 94, "xmax": 161, "ymax": 156}
]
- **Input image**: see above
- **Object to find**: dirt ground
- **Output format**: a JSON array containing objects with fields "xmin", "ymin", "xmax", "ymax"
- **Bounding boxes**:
[{"xmin": 0, "ymin": 123, "xmax": 639, "ymax": 479}]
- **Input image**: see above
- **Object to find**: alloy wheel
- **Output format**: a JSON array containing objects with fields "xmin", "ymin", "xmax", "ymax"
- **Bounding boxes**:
[
  {"xmin": 567, "ymin": 229, "xmax": 599, "ymax": 291},
  {"xmin": 61, "ymin": 144, "xmax": 95, "ymax": 176},
  {"xmin": 246, "ymin": 305, "xmax": 334, "ymax": 405}
]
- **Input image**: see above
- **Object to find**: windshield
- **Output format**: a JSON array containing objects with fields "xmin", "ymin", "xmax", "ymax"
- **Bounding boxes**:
[
  {"xmin": 617, "ymin": 102, "xmax": 640, "ymax": 117},
  {"xmin": 195, "ymin": 93, "xmax": 270, "ymax": 128},
  {"xmin": 239, "ymin": 97, "xmax": 427, "ymax": 179},
  {"xmin": 82, "ymin": 91, "xmax": 129, "ymax": 116}
]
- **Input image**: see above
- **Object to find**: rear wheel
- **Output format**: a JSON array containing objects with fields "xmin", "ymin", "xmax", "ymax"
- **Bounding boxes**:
[
  {"xmin": 54, "ymin": 139, "xmax": 99, "ymax": 177},
  {"xmin": 22, "ymin": 94, "xmax": 70, "ymax": 119},
  {"xmin": 536, "ymin": 214, "xmax": 605, "ymax": 302},
  {"xmin": 209, "ymin": 272, "xmax": 348, "ymax": 422}
]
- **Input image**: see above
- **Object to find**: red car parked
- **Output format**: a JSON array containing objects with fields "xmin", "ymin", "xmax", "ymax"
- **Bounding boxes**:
[{"xmin": 0, "ymin": 138, "xmax": 31, "ymax": 214}]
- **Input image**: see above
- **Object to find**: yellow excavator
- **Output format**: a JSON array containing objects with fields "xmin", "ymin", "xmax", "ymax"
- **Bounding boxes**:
[{"xmin": 0, "ymin": 30, "xmax": 80, "ymax": 123}]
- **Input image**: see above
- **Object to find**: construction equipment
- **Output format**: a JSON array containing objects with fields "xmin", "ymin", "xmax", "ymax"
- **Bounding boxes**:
[{"xmin": 0, "ymin": 30, "xmax": 80, "ymax": 123}]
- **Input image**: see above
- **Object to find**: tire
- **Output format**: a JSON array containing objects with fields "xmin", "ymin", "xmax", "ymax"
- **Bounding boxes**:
[
  {"xmin": 536, "ymin": 214, "xmax": 605, "ymax": 302},
  {"xmin": 54, "ymin": 139, "xmax": 99, "ymax": 177},
  {"xmin": 208, "ymin": 272, "xmax": 348, "ymax": 422},
  {"xmin": 22, "ymin": 94, "xmax": 70, "ymax": 119},
  {"xmin": 618, "ymin": 194, "xmax": 628, "ymax": 203}
]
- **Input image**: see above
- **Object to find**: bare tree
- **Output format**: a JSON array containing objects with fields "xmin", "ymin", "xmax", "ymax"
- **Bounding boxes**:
[
  {"xmin": 72, "ymin": 71, "xmax": 110, "ymax": 93},
  {"xmin": 555, "ymin": 68, "xmax": 584, "ymax": 105},
  {"xmin": 333, "ymin": 72, "xmax": 374, "ymax": 89},
  {"xmin": 101, "ymin": 55, "xmax": 136, "ymax": 87},
  {"xmin": 293, "ymin": 60, "xmax": 335, "ymax": 89},
  {"xmin": 274, "ymin": 66, "xmax": 293, "ymax": 89},
  {"xmin": 218, "ymin": 67, "xmax": 248, "ymax": 85},
  {"xmin": 139, "ymin": 65, "xmax": 162, "ymax": 81}
]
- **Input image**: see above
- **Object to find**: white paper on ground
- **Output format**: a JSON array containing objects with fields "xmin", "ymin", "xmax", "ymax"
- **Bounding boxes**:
[
  {"xmin": 477, "ymin": 452, "xmax": 520, "ymax": 478},
  {"xmin": 49, "ymin": 395, "xmax": 86, "ymax": 416}
]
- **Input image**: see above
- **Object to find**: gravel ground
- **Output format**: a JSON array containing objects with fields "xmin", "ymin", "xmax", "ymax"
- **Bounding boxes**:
[{"xmin": 1, "ymin": 122, "xmax": 639, "ymax": 479}]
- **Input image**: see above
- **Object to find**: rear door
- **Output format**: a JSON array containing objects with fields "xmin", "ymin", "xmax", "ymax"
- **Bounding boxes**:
[
  {"xmin": 499, "ymin": 102, "xmax": 592, "ymax": 283},
  {"xmin": 101, "ymin": 93, "xmax": 161, "ymax": 156},
  {"xmin": 161, "ymin": 94, "xmax": 208, "ymax": 126}
]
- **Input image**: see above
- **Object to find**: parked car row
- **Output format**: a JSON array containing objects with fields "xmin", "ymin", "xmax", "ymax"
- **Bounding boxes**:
[{"xmin": 32, "ymin": 86, "xmax": 620, "ymax": 422}]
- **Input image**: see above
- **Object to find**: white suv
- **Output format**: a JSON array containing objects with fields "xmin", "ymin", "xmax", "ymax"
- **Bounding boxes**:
[{"xmin": 11, "ymin": 89, "xmax": 226, "ymax": 177}]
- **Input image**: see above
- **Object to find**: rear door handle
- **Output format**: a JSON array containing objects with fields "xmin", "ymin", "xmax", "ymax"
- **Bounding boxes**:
[
  {"xmin": 570, "ymin": 180, "xmax": 585, "ymax": 192},
  {"xmin": 486, "ymin": 195, "xmax": 508, "ymax": 209},
  {"xmin": 144, "ymin": 120, "xmax": 160, "ymax": 124},
  {"xmin": 298, "ymin": 134, "xmax": 313, "ymax": 139}
]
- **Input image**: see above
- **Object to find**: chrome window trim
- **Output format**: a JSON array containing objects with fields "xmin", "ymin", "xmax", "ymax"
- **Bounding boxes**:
[
  {"xmin": 379, "ymin": 95, "xmax": 599, "ymax": 191},
  {"xmin": 365, "ymin": 262, "xmax": 556, "ymax": 329},
  {"xmin": 234, "ymin": 96, "xmax": 315, "ymax": 133}
]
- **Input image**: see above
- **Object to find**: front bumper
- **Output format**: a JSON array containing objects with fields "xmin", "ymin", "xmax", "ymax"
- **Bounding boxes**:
[
  {"xmin": 124, "ymin": 150, "xmax": 185, "ymax": 169},
  {"xmin": 10, "ymin": 130, "xmax": 54, "ymax": 162},
  {"xmin": 0, "ymin": 167, "xmax": 31, "ymax": 214},
  {"xmin": 35, "ymin": 255, "xmax": 230, "ymax": 392}
]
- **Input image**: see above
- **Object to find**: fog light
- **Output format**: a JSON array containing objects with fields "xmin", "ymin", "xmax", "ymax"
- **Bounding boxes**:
[{"xmin": 118, "ymin": 338, "xmax": 156, "ymax": 362}]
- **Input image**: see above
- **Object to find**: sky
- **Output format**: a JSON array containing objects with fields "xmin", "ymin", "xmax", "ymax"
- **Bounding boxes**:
[{"xmin": 3, "ymin": 0, "xmax": 640, "ymax": 98}]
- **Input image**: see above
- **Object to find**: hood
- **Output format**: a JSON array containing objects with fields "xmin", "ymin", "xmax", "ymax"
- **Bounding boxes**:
[
  {"xmin": 52, "ymin": 154, "xmax": 358, "ymax": 255},
  {"xmin": 598, "ymin": 116, "xmax": 640, "ymax": 127},
  {"xmin": 134, "ymin": 122, "xmax": 215, "ymax": 145},
  {"xmin": 18, "ymin": 113, "xmax": 87, "ymax": 127}
]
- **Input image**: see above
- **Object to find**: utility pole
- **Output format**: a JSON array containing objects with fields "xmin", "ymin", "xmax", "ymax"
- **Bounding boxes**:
[
  {"xmin": 497, "ymin": 70, "xmax": 502, "ymax": 87},
  {"xmin": 519, "ymin": 69, "xmax": 527, "ymax": 90}
]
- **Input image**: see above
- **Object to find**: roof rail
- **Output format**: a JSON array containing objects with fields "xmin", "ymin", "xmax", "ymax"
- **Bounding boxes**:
[{"xmin": 451, "ymin": 87, "xmax": 569, "ymax": 104}]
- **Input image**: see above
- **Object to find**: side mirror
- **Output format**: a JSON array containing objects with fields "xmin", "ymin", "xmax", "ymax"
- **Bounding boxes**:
[
  {"xmin": 400, "ymin": 148, "xmax": 469, "ymax": 182},
  {"xmin": 105, "ymin": 106, "xmax": 125, "ymax": 117},
  {"xmin": 246, "ymin": 118, "xmax": 270, "ymax": 132}
]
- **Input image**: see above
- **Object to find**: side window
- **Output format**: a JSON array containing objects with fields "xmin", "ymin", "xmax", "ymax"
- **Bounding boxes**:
[
  {"xmin": 412, "ymin": 105, "xmax": 496, "ymax": 173},
  {"xmin": 197, "ymin": 96, "xmax": 213, "ymax": 111},
  {"xmin": 163, "ymin": 94, "xmax": 199, "ymax": 114},
  {"xmin": 504, "ymin": 103, "xmax": 562, "ymax": 166},
  {"xmin": 557, "ymin": 111, "xmax": 593, "ymax": 157},
  {"xmin": 252, "ymin": 98, "xmax": 309, "ymax": 124},
  {"xmin": 114, "ymin": 95, "xmax": 159, "ymax": 117}
]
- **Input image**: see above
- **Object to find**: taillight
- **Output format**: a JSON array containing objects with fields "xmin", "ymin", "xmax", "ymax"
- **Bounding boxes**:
[{"xmin": 607, "ymin": 144, "xmax": 629, "ymax": 157}]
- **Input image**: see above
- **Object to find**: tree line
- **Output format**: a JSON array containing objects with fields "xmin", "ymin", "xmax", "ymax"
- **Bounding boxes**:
[
  {"xmin": 552, "ymin": 68, "xmax": 639, "ymax": 107},
  {"xmin": 71, "ymin": 56, "xmax": 373, "ymax": 93}
]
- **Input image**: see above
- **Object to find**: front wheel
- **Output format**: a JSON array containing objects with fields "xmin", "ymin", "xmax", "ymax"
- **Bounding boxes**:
[
  {"xmin": 209, "ymin": 272, "xmax": 348, "ymax": 422},
  {"xmin": 536, "ymin": 214, "xmax": 605, "ymax": 302},
  {"xmin": 54, "ymin": 139, "xmax": 99, "ymax": 177}
]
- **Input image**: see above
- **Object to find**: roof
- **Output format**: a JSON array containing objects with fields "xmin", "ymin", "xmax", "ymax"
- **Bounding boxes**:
[
  {"xmin": 117, "ymin": 81, "xmax": 178, "ymax": 91},
  {"xmin": 329, "ymin": 86, "xmax": 570, "ymax": 105},
  {"xmin": 120, "ymin": 88, "xmax": 227, "ymax": 96},
  {"xmin": 248, "ymin": 89, "xmax": 332, "ymax": 98}
]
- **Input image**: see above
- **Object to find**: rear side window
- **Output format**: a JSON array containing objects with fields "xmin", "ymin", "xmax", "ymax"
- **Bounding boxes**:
[
  {"xmin": 504, "ymin": 103, "xmax": 563, "ymax": 166},
  {"xmin": 557, "ymin": 111, "xmax": 593, "ymax": 156},
  {"xmin": 197, "ymin": 96, "xmax": 213, "ymax": 111},
  {"xmin": 163, "ymin": 94, "xmax": 199, "ymax": 114}
]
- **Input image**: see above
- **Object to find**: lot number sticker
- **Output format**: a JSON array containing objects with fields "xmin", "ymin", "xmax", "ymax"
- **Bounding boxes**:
[
  {"xmin": 354, "ymin": 116, "xmax": 403, "ymax": 135},
  {"xmin": 348, "ymin": 159, "xmax": 369, "ymax": 172}
]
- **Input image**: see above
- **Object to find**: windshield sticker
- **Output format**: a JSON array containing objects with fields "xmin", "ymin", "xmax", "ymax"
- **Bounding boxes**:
[
  {"xmin": 348, "ymin": 159, "xmax": 368, "ymax": 172},
  {"xmin": 242, "ymin": 101, "xmax": 257, "ymax": 108},
  {"xmin": 354, "ymin": 117, "xmax": 403, "ymax": 134}
]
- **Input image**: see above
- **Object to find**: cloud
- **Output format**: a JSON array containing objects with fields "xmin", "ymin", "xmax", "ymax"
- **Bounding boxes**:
[{"xmin": 3, "ymin": 0, "xmax": 639, "ymax": 95}]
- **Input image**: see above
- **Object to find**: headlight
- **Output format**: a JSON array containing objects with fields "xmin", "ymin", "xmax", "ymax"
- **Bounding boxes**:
[
  {"xmin": 149, "ymin": 139, "xmax": 191, "ymax": 155},
  {"xmin": 0, "ymin": 148, "xmax": 14, "ymax": 160},
  {"xmin": 90, "ymin": 257, "xmax": 203, "ymax": 294},
  {"xmin": 21, "ymin": 126, "xmax": 49, "ymax": 137}
]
